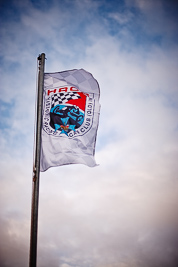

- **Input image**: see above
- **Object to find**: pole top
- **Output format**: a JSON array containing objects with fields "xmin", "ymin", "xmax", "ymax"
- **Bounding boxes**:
[
  {"xmin": 37, "ymin": 53, "xmax": 46, "ymax": 67},
  {"xmin": 37, "ymin": 53, "xmax": 46, "ymax": 61}
]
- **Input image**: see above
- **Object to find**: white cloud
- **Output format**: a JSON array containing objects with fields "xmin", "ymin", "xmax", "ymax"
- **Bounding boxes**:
[
  {"xmin": 108, "ymin": 11, "xmax": 133, "ymax": 25},
  {"xmin": 126, "ymin": 0, "xmax": 162, "ymax": 11},
  {"xmin": 0, "ymin": 0, "xmax": 178, "ymax": 266}
]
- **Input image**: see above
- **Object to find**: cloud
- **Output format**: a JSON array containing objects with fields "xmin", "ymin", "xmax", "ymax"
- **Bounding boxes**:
[
  {"xmin": 0, "ymin": 0, "xmax": 178, "ymax": 266},
  {"xmin": 108, "ymin": 11, "xmax": 134, "ymax": 25},
  {"xmin": 125, "ymin": 0, "xmax": 178, "ymax": 45}
]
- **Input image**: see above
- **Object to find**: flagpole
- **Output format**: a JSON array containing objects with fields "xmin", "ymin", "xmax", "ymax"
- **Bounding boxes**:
[{"xmin": 29, "ymin": 53, "xmax": 45, "ymax": 267}]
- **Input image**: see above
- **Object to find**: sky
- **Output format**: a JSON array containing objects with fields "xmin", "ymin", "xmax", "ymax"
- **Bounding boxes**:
[{"xmin": 0, "ymin": 0, "xmax": 178, "ymax": 266}]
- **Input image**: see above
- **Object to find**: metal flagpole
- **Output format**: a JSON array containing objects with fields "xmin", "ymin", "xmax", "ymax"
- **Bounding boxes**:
[{"xmin": 29, "ymin": 53, "xmax": 45, "ymax": 267}]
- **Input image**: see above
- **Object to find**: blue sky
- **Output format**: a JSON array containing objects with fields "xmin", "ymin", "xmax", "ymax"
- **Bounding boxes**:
[{"xmin": 0, "ymin": 0, "xmax": 178, "ymax": 267}]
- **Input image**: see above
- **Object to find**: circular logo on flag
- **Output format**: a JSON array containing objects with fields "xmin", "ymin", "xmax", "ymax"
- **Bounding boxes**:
[{"xmin": 43, "ymin": 86, "xmax": 94, "ymax": 138}]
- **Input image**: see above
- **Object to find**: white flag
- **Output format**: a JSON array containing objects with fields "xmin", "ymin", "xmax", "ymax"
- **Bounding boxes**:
[{"xmin": 40, "ymin": 69, "xmax": 100, "ymax": 171}]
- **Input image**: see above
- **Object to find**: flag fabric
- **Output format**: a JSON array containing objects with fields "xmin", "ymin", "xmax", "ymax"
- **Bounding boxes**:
[{"xmin": 40, "ymin": 69, "xmax": 100, "ymax": 172}]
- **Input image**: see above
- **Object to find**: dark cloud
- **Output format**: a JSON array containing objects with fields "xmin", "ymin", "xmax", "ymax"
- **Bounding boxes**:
[{"xmin": 0, "ymin": 216, "xmax": 29, "ymax": 267}]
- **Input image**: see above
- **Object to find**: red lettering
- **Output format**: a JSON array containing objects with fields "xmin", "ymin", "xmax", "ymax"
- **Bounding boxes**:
[
  {"xmin": 47, "ymin": 86, "xmax": 79, "ymax": 95},
  {"xmin": 70, "ymin": 87, "xmax": 79, "ymax": 92},
  {"xmin": 48, "ymin": 89, "xmax": 56, "ymax": 96},
  {"xmin": 58, "ymin": 87, "xmax": 68, "ymax": 92}
]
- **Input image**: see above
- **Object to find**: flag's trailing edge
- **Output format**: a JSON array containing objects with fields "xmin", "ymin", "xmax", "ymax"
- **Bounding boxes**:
[{"xmin": 40, "ymin": 69, "xmax": 100, "ymax": 172}]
